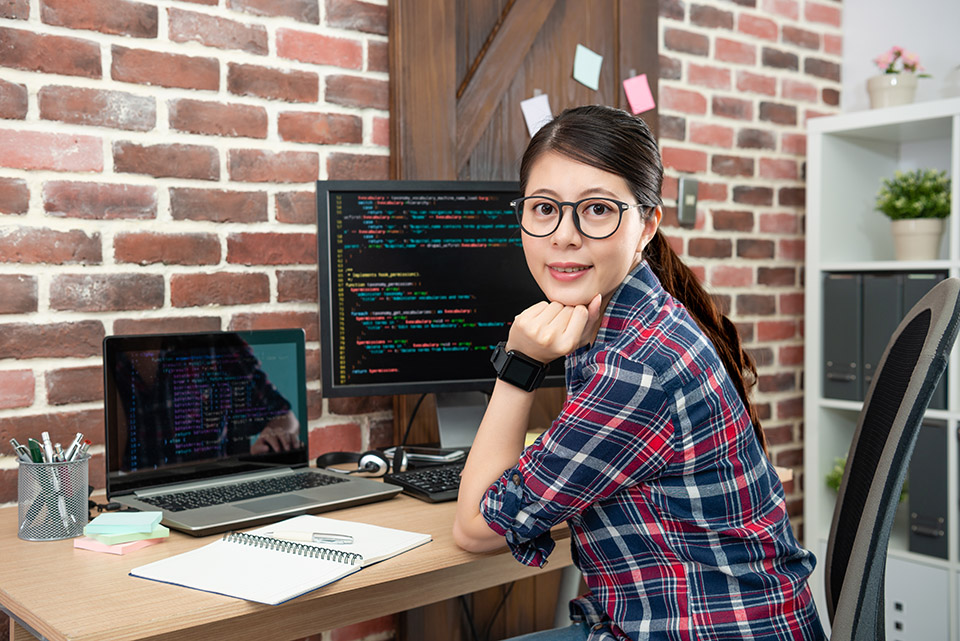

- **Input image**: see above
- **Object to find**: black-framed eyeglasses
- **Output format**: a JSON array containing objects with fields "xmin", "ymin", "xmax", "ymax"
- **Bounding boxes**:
[{"xmin": 510, "ymin": 196, "xmax": 654, "ymax": 240}]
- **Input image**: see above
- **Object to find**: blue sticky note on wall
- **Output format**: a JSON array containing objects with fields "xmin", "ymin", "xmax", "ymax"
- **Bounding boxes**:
[{"xmin": 573, "ymin": 44, "xmax": 603, "ymax": 91}]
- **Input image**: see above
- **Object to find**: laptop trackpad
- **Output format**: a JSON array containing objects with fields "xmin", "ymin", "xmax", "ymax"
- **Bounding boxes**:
[{"xmin": 236, "ymin": 494, "xmax": 314, "ymax": 513}]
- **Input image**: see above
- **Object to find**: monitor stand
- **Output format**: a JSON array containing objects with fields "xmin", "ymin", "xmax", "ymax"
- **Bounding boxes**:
[{"xmin": 435, "ymin": 391, "xmax": 488, "ymax": 449}]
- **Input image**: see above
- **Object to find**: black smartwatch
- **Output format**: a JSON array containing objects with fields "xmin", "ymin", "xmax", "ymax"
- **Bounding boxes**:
[{"xmin": 490, "ymin": 341, "xmax": 548, "ymax": 392}]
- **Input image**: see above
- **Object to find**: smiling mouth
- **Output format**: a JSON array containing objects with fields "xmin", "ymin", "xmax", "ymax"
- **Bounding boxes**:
[{"xmin": 550, "ymin": 265, "xmax": 590, "ymax": 273}]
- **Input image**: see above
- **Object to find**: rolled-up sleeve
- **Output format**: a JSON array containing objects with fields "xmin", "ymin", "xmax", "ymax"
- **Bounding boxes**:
[{"xmin": 480, "ymin": 467, "xmax": 556, "ymax": 567}]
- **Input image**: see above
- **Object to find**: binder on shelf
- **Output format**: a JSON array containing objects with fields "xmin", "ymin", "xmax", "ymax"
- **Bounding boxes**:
[
  {"xmin": 822, "ymin": 273, "xmax": 862, "ymax": 401},
  {"xmin": 907, "ymin": 422, "xmax": 947, "ymax": 559},
  {"xmin": 902, "ymin": 273, "xmax": 947, "ymax": 409},
  {"xmin": 861, "ymin": 273, "xmax": 902, "ymax": 400}
]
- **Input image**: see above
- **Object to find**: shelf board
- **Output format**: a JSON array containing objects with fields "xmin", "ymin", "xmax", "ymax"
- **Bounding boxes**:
[
  {"xmin": 820, "ymin": 260, "xmax": 954, "ymax": 272},
  {"xmin": 808, "ymin": 97, "xmax": 960, "ymax": 139},
  {"xmin": 816, "ymin": 398, "xmax": 954, "ymax": 421}
]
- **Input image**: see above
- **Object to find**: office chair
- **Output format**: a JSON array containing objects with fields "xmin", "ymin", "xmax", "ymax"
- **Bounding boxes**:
[{"xmin": 824, "ymin": 277, "xmax": 960, "ymax": 641}]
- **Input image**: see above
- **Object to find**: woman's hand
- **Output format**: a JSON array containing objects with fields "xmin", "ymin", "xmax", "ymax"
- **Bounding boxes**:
[{"xmin": 506, "ymin": 293, "xmax": 602, "ymax": 364}]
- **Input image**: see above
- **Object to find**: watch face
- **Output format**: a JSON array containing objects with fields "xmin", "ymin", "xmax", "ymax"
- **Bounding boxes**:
[{"xmin": 506, "ymin": 355, "xmax": 541, "ymax": 388}]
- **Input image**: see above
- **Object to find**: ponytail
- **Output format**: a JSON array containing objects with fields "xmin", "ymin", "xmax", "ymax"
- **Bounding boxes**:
[{"xmin": 645, "ymin": 229, "xmax": 768, "ymax": 455}]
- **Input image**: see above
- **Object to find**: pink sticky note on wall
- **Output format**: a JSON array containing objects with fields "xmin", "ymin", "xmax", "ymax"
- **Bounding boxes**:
[{"xmin": 623, "ymin": 74, "xmax": 655, "ymax": 114}]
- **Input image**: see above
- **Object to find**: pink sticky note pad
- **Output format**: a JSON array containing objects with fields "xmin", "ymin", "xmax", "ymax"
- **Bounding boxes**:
[
  {"xmin": 74, "ymin": 536, "xmax": 164, "ymax": 555},
  {"xmin": 623, "ymin": 74, "xmax": 655, "ymax": 114}
]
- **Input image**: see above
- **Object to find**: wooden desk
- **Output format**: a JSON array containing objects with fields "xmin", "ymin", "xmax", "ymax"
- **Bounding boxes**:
[{"xmin": 0, "ymin": 496, "xmax": 572, "ymax": 641}]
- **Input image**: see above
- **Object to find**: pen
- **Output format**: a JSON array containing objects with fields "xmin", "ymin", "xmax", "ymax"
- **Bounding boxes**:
[
  {"xmin": 9, "ymin": 438, "xmax": 31, "ymax": 463},
  {"xmin": 53, "ymin": 443, "xmax": 64, "ymax": 462},
  {"xmin": 64, "ymin": 432, "xmax": 84, "ymax": 461},
  {"xmin": 27, "ymin": 439, "xmax": 44, "ymax": 463},
  {"xmin": 263, "ymin": 531, "xmax": 354, "ymax": 545},
  {"xmin": 40, "ymin": 431, "xmax": 54, "ymax": 463}
]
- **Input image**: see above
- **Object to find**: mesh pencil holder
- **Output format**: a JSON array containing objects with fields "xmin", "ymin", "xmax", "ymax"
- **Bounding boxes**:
[{"xmin": 18, "ymin": 454, "xmax": 89, "ymax": 541}]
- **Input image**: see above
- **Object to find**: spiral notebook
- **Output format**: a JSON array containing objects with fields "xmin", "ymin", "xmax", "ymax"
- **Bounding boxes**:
[{"xmin": 129, "ymin": 514, "xmax": 431, "ymax": 605}]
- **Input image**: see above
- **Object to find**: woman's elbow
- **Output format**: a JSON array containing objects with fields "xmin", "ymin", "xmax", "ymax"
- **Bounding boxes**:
[{"xmin": 452, "ymin": 517, "xmax": 504, "ymax": 553}]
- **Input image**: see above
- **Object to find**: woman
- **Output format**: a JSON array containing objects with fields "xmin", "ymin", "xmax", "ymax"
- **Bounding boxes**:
[{"xmin": 453, "ymin": 105, "xmax": 824, "ymax": 640}]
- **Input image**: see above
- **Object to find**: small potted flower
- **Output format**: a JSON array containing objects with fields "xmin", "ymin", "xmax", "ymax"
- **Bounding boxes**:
[
  {"xmin": 868, "ymin": 46, "xmax": 929, "ymax": 109},
  {"xmin": 876, "ymin": 169, "xmax": 951, "ymax": 261}
]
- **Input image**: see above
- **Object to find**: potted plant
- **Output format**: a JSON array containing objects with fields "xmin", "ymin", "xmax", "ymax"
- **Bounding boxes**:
[
  {"xmin": 876, "ymin": 168, "xmax": 951, "ymax": 261},
  {"xmin": 868, "ymin": 46, "xmax": 929, "ymax": 109}
]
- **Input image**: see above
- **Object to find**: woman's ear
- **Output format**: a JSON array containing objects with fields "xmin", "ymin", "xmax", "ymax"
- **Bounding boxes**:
[{"xmin": 638, "ymin": 205, "xmax": 662, "ymax": 253}]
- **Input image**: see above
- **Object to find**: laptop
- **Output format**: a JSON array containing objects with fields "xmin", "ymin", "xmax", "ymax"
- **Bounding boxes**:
[{"xmin": 103, "ymin": 329, "xmax": 400, "ymax": 536}]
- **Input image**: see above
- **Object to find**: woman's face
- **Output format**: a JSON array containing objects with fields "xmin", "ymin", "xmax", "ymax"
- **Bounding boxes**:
[{"xmin": 521, "ymin": 151, "xmax": 660, "ymax": 307}]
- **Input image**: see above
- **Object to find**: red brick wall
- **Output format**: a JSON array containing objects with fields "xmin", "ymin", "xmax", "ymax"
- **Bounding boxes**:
[{"xmin": 657, "ymin": 0, "xmax": 842, "ymax": 540}]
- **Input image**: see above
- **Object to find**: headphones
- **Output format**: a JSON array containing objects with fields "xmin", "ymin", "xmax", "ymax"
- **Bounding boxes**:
[{"xmin": 315, "ymin": 449, "xmax": 407, "ymax": 477}]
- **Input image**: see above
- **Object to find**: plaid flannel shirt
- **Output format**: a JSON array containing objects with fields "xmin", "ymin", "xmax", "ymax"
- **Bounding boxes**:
[{"xmin": 481, "ymin": 261, "xmax": 825, "ymax": 640}]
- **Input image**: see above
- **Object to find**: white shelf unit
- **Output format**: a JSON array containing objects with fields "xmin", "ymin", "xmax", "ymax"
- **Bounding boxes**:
[{"xmin": 804, "ymin": 97, "xmax": 960, "ymax": 640}]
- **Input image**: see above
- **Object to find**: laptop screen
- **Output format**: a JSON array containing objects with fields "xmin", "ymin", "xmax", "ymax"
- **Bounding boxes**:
[{"xmin": 104, "ymin": 329, "xmax": 308, "ymax": 496}]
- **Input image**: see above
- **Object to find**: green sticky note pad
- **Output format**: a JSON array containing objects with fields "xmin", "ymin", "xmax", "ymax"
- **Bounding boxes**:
[
  {"xmin": 85, "ymin": 511, "xmax": 163, "ymax": 534},
  {"xmin": 89, "ymin": 524, "xmax": 170, "ymax": 545}
]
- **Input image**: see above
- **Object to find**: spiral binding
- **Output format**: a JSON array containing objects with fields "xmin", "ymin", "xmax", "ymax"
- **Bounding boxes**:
[{"xmin": 222, "ymin": 531, "xmax": 363, "ymax": 565}]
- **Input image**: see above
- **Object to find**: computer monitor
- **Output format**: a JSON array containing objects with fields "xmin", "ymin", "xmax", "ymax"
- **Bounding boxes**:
[{"xmin": 316, "ymin": 180, "xmax": 563, "ymax": 448}]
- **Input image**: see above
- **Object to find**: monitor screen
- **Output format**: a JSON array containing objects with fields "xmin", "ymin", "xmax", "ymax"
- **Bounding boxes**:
[{"xmin": 316, "ymin": 180, "xmax": 564, "ymax": 398}]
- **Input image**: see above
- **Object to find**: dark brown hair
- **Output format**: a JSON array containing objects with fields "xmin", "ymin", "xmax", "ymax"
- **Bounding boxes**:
[{"xmin": 519, "ymin": 105, "xmax": 767, "ymax": 454}]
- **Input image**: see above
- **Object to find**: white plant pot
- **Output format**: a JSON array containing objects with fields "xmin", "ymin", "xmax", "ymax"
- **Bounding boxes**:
[
  {"xmin": 867, "ymin": 73, "xmax": 918, "ymax": 109},
  {"xmin": 890, "ymin": 218, "xmax": 944, "ymax": 261}
]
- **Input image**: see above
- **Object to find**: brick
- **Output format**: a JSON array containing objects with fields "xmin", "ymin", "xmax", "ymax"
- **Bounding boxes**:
[
  {"xmin": 0, "ymin": 369, "xmax": 33, "ymax": 409},
  {"xmin": 824, "ymin": 34, "xmax": 842, "ymax": 56},
  {"xmin": 759, "ymin": 102, "xmax": 797, "ymax": 126},
  {"xmin": 40, "ymin": 0, "xmax": 157, "ymax": 37},
  {"xmin": 112, "ymin": 46, "xmax": 218, "ymax": 91},
  {"xmin": 711, "ymin": 293, "xmax": 731, "ymax": 315},
  {"xmin": 0, "ymin": 130, "xmax": 103, "ymax": 172},
  {"xmin": 688, "ymin": 63, "xmax": 731, "ymax": 90},
  {"xmin": 757, "ymin": 266, "xmax": 795, "ymax": 286},
  {"xmin": 278, "ymin": 112, "xmax": 362, "ymax": 145},
  {"xmin": 662, "ymin": 176, "xmax": 679, "ymax": 201},
  {"xmin": 368, "ymin": 418, "xmax": 394, "ymax": 450},
  {"xmin": 759, "ymin": 158, "xmax": 798, "ymax": 180},
  {"xmin": 0, "ymin": 78, "xmax": 27, "ymax": 119},
  {"xmin": 804, "ymin": 58, "xmax": 841, "ymax": 82},
  {"xmin": 822, "ymin": 87, "xmax": 840, "ymax": 107},
  {"xmin": 0, "ymin": 227, "xmax": 100, "ymax": 264},
  {"xmin": 779, "ymin": 344, "xmax": 803, "ymax": 366},
  {"xmin": 711, "ymin": 154, "xmax": 754, "ymax": 177},
  {"xmin": 0, "ymin": 321, "xmax": 104, "ymax": 359},
  {"xmin": 757, "ymin": 319, "xmax": 797, "ymax": 341},
  {"xmin": 689, "ymin": 123, "xmax": 733, "ymax": 148},
  {"xmin": 46, "ymin": 366, "xmax": 102, "ymax": 405},
  {"xmin": 226, "ymin": 232, "xmax": 317, "ymax": 265},
  {"xmin": 228, "ymin": 0, "xmax": 318, "ymax": 24},
  {"xmin": 169, "ymin": 98, "xmax": 267, "ymax": 138},
  {"xmin": 690, "ymin": 4, "xmax": 733, "ymax": 29},
  {"xmin": 0, "ymin": 177, "xmax": 28, "ymax": 214},
  {"xmin": 779, "ymin": 238, "xmax": 804, "ymax": 260},
  {"xmin": 762, "ymin": 47, "xmax": 798, "ymax": 71},
  {"xmin": 50, "ymin": 273, "xmax": 164, "ymax": 312},
  {"xmin": 759, "ymin": 212, "xmax": 800, "ymax": 234},
  {"xmin": 0, "ymin": 274, "xmax": 36, "ymax": 313},
  {"xmin": 368, "ymin": 40, "xmax": 387, "ymax": 73},
  {"xmin": 697, "ymin": 181, "xmax": 728, "ymax": 202},
  {"xmin": 662, "ymin": 147, "xmax": 707, "ymax": 173},
  {"xmin": 327, "ymin": 153, "xmax": 388, "ymax": 180},
  {"xmin": 779, "ymin": 187, "xmax": 805, "ymax": 207},
  {"xmin": 715, "ymin": 38, "xmax": 756, "ymax": 65},
  {"xmin": 762, "ymin": 0, "xmax": 798, "ymax": 20},
  {"xmin": 776, "ymin": 398, "xmax": 803, "ymax": 421},
  {"xmin": 43, "ymin": 181, "xmax": 156, "ymax": 219},
  {"xmin": 325, "ymin": 0, "xmax": 387, "ymax": 35},
  {"xmin": 114, "ymin": 231, "xmax": 220, "ymax": 265},
  {"xmin": 781, "ymin": 78, "xmax": 818, "ymax": 102},
  {"xmin": 805, "ymin": 1, "xmax": 841, "ymax": 26},
  {"xmin": 277, "ymin": 28, "xmax": 361, "ymax": 69},
  {"xmin": 168, "ymin": 7, "xmax": 268, "ymax": 55},
  {"xmin": 710, "ymin": 265, "xmax": 752, "ymax": 287},
  {"xmin": 0, "ymin": 27, "xmax": 101, "ymax": 77},
  {"xmin": 114, "ymin": 141, "xmax": 219, "ymax": 180},
  {"xmin": 659, "ymin": 115, "xmax": 686, "ymax": 141},
  {"xmin": 758, "ymin": 371, "xmax": 795, "ymax": 393},
  {"xmin": 0, "ymin": 409, "xmax": 104, "ymax": 455},
  {"xmin": 737, "ymin": 14, "xmax": 777, "ymax": 40},
  {"xmin": 737, "ymin": 128, "xmax": 776, "ymax": 150},
  {"xmin": 712, "ymin": 209, "xmax": 753, "ymax": 231},
  {"xmin": 747, "ymin": 347, "xmax": 773, "ymax": 367},
  {"xmin": 733, "ymin": 186, "xmax": 773, "ymax": 206},
  {"xmin": 737, "ymin": 294, "xmax": 776, "ymax": 316},
  {"xmin": 308, "ymin": 423, "xmax": 360, "ymax": 461},
  {"xmin": 328, "ymin": 396, "xmax": 391, "ymax": 415},
  {"xmin": 276, "ymin": 191, "xmax": 315, "ymax": 224},
  {"xmin": 735, "ymin": 321, "xmax": 754, "ymax": 343},
  {"xmin": 171, "ymin": 272, "xmax": 270, "ymax": 307},
  {"xmin": 228, "ymin": 63, "xmax": 318, "ymax": 103},
  {"xmin": 114, "ymin": 316, "xmax": 221, "ymax": 335},
  {"xmin": 663, "ymin": 28, "xmax": 709, "ymax": 56},
  {"xmin": 170, "ymin": 187, "xmax": 268, "ymax": 223},
  {"xmin": 39, "ymin": 86, "xmax": 156, "ymax": 131},
  {"xmin": 781, "ymin": 133, "xmax": 806, "ymax": 156},
  {"xmin": 325, "ymin": 74, "xmax": 388, "ymax": 110},
  {"xmin": 712, "ymin": 96, "xmax": 753, "ymax": 121},
  {"xmin": 228, "ymin": 311, "xmax": 319, "ymax": 341},
  {"xmin": 660, "ymin": 86, "xmax": 707, "ymax": 115},
  {"xmin": 278, "ymin": 270, "xmax": 318, "ymax": 302},
  {"xmin": 659, "ymin": 55, "xmax": 682, "ymax": 83},
  {"xmin": 372, "ymin": 116, "xmax": 389, "ymax": 147},
  {"xmin": 738, "ymin": 238, "xmax": 775, "ymax": 259},
  {"xmin": 659, "ymin": 0, "xmax": 684, "ymax": 20},
  {"xmin": 0, "ymin": 0, "xmax": 28, "ymax": 18},
  {"xmin": 782, "ymin": 25, "xmax": 820, "ymax": 50},
  {"xmin": 688, "ymin": 238, "xmax": 732, "ymax": 258},
  {"xmin": 736, "ymin": 70, "xmax": 776, "ymax": 96},
  {"xmin": 804, "ymin": 108, "xmax": 832, "ymax": 125},
  {"xmin": 228, "ymin": 149, "xmax": 319, "ymax": 183},
  {"xmin": 780, "ymin": 292, "xmax": 804, "ymax": 315}
]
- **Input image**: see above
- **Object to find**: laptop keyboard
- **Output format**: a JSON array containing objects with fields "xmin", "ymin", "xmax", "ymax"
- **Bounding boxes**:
[
  {"xmin": 139, "ymin": 471, "xmax": 349, "ymax": 512},
  {"xmin": 384, "ymin": 462, "xmax": 464, "ymax": 503}
]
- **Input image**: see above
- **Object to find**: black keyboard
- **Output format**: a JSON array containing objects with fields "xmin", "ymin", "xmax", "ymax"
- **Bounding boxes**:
[
  {"xmin": 139, "ymin": 471, "xmax": 348, "ymax": 512},
  {"xmin": 384, "ymin": 462, "xmax": 464, "ymax": 503}
]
